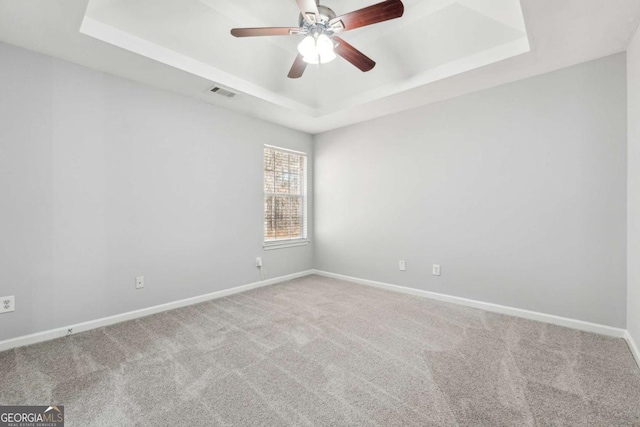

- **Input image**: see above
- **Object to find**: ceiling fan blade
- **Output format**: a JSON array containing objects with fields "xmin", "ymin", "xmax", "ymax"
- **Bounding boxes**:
[
  {"xmin": 231, "ymin": 27, "xmax": 303, "ymax": 37},
  {"xmin": 333, "ymin": 37, "xmax": 376, "ymax": 72},
  {"xmin": 295, "ymin": 0, "xmax": 320, "ymax": 24},
  {"xmin": 288, "ymin": 54, "xmax": 308, "ymax": 79},
  {"xmin": 329, "ymin": 0, "xmax": 404, "ymax": 33}
]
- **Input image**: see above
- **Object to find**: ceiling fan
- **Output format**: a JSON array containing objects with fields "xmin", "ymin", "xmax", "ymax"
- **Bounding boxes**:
[{"xmin": 230, "ymin": 0, "xmax": 404, "ymax": 79}]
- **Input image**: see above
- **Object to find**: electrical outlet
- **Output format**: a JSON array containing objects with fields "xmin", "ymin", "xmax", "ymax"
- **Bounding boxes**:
[
  {"xmin": 433, "ymin": 264, "xmax": 441, "ymax": 276},
  {"xmin": 0, "ymin": 296, "xmax": 15, "ymax": 313},
  {"xmin": 136, "ymin": 276, "xmax": 145, "ymax": 289},
  {"xmin": 399, "ymin": 260, "xmax": 406, "ymax": 271}
]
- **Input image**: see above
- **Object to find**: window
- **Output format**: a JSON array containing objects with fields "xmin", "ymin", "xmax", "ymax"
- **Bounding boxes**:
[{"xmin": 264, "ymin": 145, "xmax": 308, "ymax": 248}]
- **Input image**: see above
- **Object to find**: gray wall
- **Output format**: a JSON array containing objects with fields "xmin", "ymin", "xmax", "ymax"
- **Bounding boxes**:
[
  {"xmin": 315, "ymin": 54, "xmax": 627, "ymax": 328},
  {"xmin": 0, "ymin": 41, "xmax": 631, "ymax": 342},
  {"xmin": 629, "ymin": 30, "xmax": 640, "ymax": 346},
  {"xmin": 0, "ymin": 42, "xmax": 313, "ymax": 341}
]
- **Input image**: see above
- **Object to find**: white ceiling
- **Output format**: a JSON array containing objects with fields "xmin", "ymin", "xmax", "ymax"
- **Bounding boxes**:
[{"xmin": 0, "ymin": 0, "xmax": 639, "ymax": 134}]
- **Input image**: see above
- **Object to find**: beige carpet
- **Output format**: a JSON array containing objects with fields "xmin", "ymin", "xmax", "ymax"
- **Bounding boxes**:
[{"xmin": 1, "ymin": 275, "xmax": 639, "ymax": 426}]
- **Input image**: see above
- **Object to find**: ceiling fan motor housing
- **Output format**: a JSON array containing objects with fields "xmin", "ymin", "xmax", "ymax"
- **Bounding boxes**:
[{"xmin": 298, "ymin": 5, "xmax": 337, "ymax": 29}]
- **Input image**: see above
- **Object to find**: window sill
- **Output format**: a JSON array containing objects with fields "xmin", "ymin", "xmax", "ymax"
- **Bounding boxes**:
[{"xmin": 263, "ymin": 240, "xmax": 310, "ymax": 251}]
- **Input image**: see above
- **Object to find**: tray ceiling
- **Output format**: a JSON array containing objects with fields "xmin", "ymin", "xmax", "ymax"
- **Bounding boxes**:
[{"xmin": 81, "ymin": 0, "xmax": 530, "ymax": 116}]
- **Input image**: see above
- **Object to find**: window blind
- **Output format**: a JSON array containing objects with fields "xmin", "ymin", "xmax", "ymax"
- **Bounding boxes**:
[{"xmin": 264, "ymin": 146, "xmax": 307, "ymax": 242}]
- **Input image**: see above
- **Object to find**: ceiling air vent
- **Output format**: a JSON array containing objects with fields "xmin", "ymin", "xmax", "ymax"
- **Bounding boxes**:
[{"xmin": 209, "ymin": 86, "xmax": 236, "ymax": 98}]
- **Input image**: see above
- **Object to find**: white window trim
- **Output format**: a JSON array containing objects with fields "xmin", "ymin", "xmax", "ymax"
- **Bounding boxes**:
[
  {"xmin": 263, "ymin": 145, "xmax": 309, "ymax": 248},
  {"xmin": 263, "ymin": 239, "xmax": 310, "ymax": 251},
  {"xmin": 264, "ymin": 144, "xmax": 306, "ymax": 155}
]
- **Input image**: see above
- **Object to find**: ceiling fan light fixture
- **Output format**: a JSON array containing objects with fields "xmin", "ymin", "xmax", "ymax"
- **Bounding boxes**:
[
  {"xmin": 231, "ymin": 0, "xmax": 405, "ymax": 78},
  {"xmin": 298, "ymin": 34, "xmax": 336, "ymax": 65}
]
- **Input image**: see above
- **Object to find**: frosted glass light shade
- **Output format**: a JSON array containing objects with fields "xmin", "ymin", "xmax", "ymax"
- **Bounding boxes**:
[
  {"xmin": 316, "ymin": 34, "xmax": 334, "ymax": 56},
  {"xmin": 297, "ymin": 36, "xmax": 316, "ymax": 57}
]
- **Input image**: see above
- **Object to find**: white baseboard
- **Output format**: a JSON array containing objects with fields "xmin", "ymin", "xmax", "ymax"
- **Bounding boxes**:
[
  {"xmin": 0, "ymin": 270, "xmax": 314, "ymax": 353},
  {"xmin": 312, "ymin": 270, "xmax": 627, "ymax": 338},
  {"xmin": 2, "ymin": 269, "xmax": 631, "ymax": 353},
  {"xmin": 625, "ymin": 331, "xmax": 640, "ymax": 368}
]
